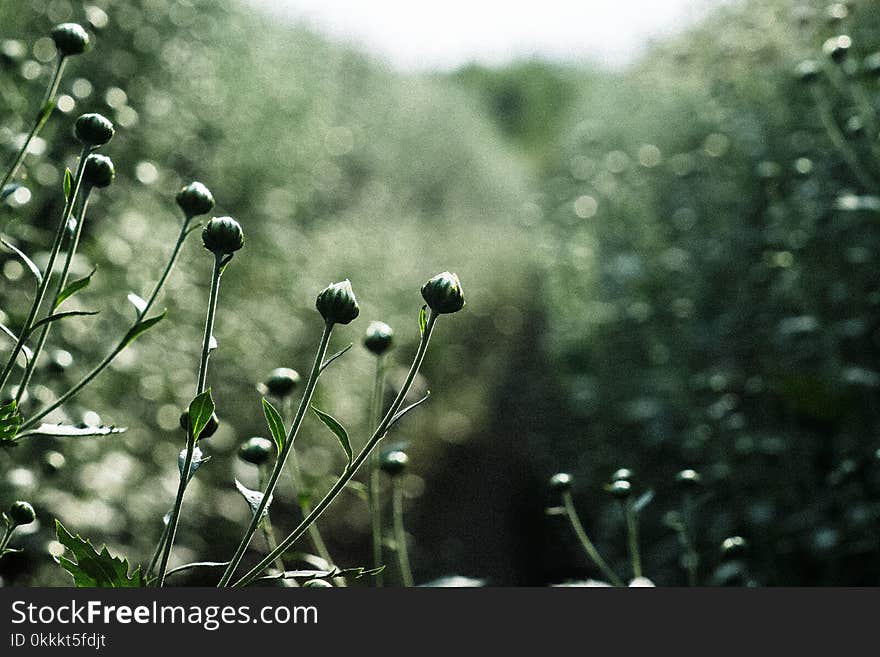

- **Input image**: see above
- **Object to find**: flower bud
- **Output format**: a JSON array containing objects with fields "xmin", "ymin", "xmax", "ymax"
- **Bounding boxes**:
[
  {"xmin": 179, "ymin": 411, "xmax": 219, "ymax": 440},
  {"xmin": 380, "ymin": 449, "xmax": 409, "ymax": 477},
  {"xmin": 302, "ymin": 578, "xmax": 333, "ymax": 588},
  {"xmin": 612, "ymin": 468, "xmax": 634, "ymax": 483},
  {"xmin": 202, "ymin": 216, "xmax": 244, "ymax": 257},
  {"xmin": 8, "ymin": 500, "xmax": 36, "ymax": 527},
  {"xmin": 676, "ymin": 469, "xmax": 701, "ymax": 488},
  {"xmin": 238, "ymin": 436, "xmax": 274, "ymax": 466},
  {"xmin": 316, "ymin": 279, "xmax": 359, "ymax": 325},
  {"xmin": 83, "ymin": 153, "xmax": 114, "ymax": 188},
  {"xmin": 606, "ymin": 479, "xmax": 631, "ymax": 500},
  {"xmin": 795, "ymin": 60, "xmax": 821, "ymax": 84},
  {"xmin": 721, "ymin": 535, "xmax": 748, "ymax": 559},
  {"xmin": 262, "ymin": 367, "xmax": 301, "ymax": 398},
  {"xmin": 176, "ymin": 182, "xmax": 215, "ymax": 217},
  {"xmin": 421, "ymin": 271, "xmax": 465, "ymax": 314},
  {"xmin": 549, "ymin": 472, "xmax": 573, "ymax": 492},
  {"xmin": 51, "ymin": 23, "xmax": 89, "ymax": 57},
  {"xmin": 823, "ymin": 35, "xmax": 851, "ymax": 63},
  {"xmin": 74, "ymin": 113, "xmax": 114, "ymax": 147},
  {"xmin": 363, "ymin": 321, "xmax": 394, "ymax": 355}
]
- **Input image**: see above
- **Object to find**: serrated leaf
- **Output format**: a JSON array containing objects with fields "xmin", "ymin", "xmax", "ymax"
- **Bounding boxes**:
[
  {"xmin": 54, "ymin": 267, "xmax": 96, "ymax": 309},
  {"xmin": 178, "ymin": 445, "xmax": 210, "ymax": 482},
  {"xmin": 127, "ymin": 292, "xmax": 147, "ymax": 314},
  {"xmin": 55, "ymin": 520, "xmax": 143, "ymax": 587},
  {"xmin": 28, "ymin": 309, "xmax": 98, "ymax": 334},
  {"xmin": 262, "ymin": 398, "xmax": 286, "ymax": 453},
  {"xmin": 387, "ymin": 391, "xmax": 431, "ymax": 430},
  {"xmin": 186, "ymin": 389, "xmax": 214, "ymax": 441},
  {"xmin": 1, "ymin": 238, "xmax": 43, "ymax": 285},
  {"xmin": 632, "ymin": 489, "xmax": 655, "ymax": 514},
  {"xmin": 63, "ymin": 168, "xmax": 72, "ymax": 201},
  {"xmin": 16, "ymin": 423, "xmax": 125, "ymax": 439},
  {"xmin": 234, "ymin": 479, "xmax": 272, "ymax": 519},
  {"xmin": 419, "ymin": 305, "xmax": 427, "ymax": 337},
  {"xmin": 319, "ymin": 343, "xmax": 353, "ymax": 373},
  {"xmin": 311, "ymin": 405, "xmax": 352, "ymax": 469},
  {"xmin": 120, "ymin": 310, "xmax": 166, "ymax": 348}
]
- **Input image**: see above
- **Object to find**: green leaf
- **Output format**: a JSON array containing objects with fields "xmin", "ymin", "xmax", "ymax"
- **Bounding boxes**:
[
  {"xmin": 63, "ymin": 168, "xmax": 72, "ymax": 201},
  {"xmin": 1, "ymin": 238, "xmax": 43, "ymax": 285},
  {"xmin": 186, "ymin": 389, "xmax": 215, "ymax": 441},
  {"xmin": 0, "ymin": 401, "xmax": 22, "ymax": 442},
  {"xmin": 234, "ymin": 479, "xmax": 272, "ymax": 519},
  {"xmin": 55, "ymin": 520, "xmax": 143, "ymax": 587},
  {"xmin": 54, "ymin": 267, "xmax": 96, "ymax": 309},
  {"xmin": 120, "ymin": 310, "xmax": 166, "ymax": 348},
  {"xmin": 388, "ymin": 391, "xmax": 431, "ymax": 430},
  {"xmin": 319, "ymin": 343, "xmax": 353, "ymax": 373},
  {"xmin": 419, "ymin": 304, "xmax": 427, "ymax": 337},
  {"xmin": 262, "ymin": 398, "xmax": 286, "ymax": 453},
  {"xmin": 15, "ymin": 423, "xmax": 125, "ymax": 439},
  {"xmin": 311, "ymin": 405, "xmax": 352, "ymax": 469},
  {"xmin": 257, "ymin": 564, "xmax": 385, "ymax": 583},
  {"xmin": 28, "ymin": 310, "xmax": 98, "ymax": 335},
  {"xmin": 0, "ymin": 323, "xmax": 33, "ymax": 366}
]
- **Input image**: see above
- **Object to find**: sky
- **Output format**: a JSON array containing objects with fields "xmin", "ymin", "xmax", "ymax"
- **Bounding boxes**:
[{"xmin": 246, "ymin": 0, "xmax": 727, "ymax": 72}]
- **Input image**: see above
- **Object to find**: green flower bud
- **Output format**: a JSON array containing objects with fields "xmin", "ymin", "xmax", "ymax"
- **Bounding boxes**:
[
  {"xmin": 51, "ymin": 23, "xmax": 89, "ymax": 57},
  {"xmin": 261, "ymin": 367, "xmax": 301, "ymax": 398},
  {"xmin": 238, "ymin": 437, "xmax": 274, "ymax": 466},
  {"xmin": 612, "ymin": 468, "xmax": 634, "ymax": 482},
  {"xmin": 380, "ymin": 449, "xmax": 409, "ymax": 477},
  {"xmin": 721, "ymin": 535, "xmax": 748, "ymax": 559},
  {"xmin": 864, "ymin": 52, "xmax": 880, "ymax": 77},
  {"xmin": 676, "ymin": 469, "xmax": 701, "ymax": 488},
  {"xmin": 176, "ymin": 182, "xmax": 215, "ymax": 217},
  {"xmin": 83, "ymin": 154, "xmax": 114, "ymax": 188},
  {"xmin": 549, "ymin": 472, "xmax": 573, "ymax": 492},
  {"xmin": 316, "ymin": 279, "xmax": 359, "ymax": 325},
  {"xmin": 421, "ymin": 271, "xmax": 465, "ymax": 314},
  {"xmin": 795, "ymin": 60, "xmax": 822, "ymax": 84},
  {"xmin": 8, "ymin": 500, "xmax": 36, "ymax": 526},
  {"xmin": 302, "ymin": 578, "xmax": 333, "ymax": 588},
  {"xmin": 74, "ymin": 113, "xmax": 114, "ymax": 147},
  {"xmin": 823, "ymin": 35, "xmax": 852, "ymax": 63},
  {"xmin": 202, "ymin": 216, "xmax": 244, "ymax": 257},
  {"xmin": 363, "ymin": 321, "xmax": 394, "ymax": 355},
  {"xmin": 179, "ymin": 411, "xmax": 219, "ymax": 440},
  {"xmin": 607, "ymin": 479, "xmax": 631, "ymax": 499}
]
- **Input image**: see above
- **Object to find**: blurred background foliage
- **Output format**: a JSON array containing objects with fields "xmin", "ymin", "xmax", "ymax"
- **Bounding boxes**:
[{"xmin": 1, "ymin": 0, "xmax": 880, "ymax": 586}]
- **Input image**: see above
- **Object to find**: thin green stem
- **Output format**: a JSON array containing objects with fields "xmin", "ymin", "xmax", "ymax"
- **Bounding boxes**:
[
  {"xmin": 217, "ymin": 322, "xmax": 334, "ymax": 587},
  {"xmin": 561, "ymin": 491, "xmax": 622, "ymax": 586},
  {"xmin": 367, "ymin": 354, "xmax": 386, "ymax": 586},
  {"xmin": 146, "ymin": 518, "xmax": 170, "ymax": 580},
  {"xmin": 0, "ymin": 57, "xmax": 67, "ymax": 193},
  {"xmin": 391, "ymin": 478, "xmax": 413, "ymax": 587},
  {"xmin": 229, "ymin": 312, "xmax": 439, "ymax": 588},
  {"xmin": 257, "ymin": 465, "xmax": 291, "ymax": 582},
  {"xmin": 155, "ymin": 255, "xmax": 223, "ymax": 587},
  {"xmin": 624, "ymin": 500, "xmax": 642, "ymax": 580},
  {"xmin": 0, "ymin": 144, "xmax": 91, "ymax": 393},
  {"xmin": 0, "ymin": 524, "xmax": 14, "ymax": 556}
]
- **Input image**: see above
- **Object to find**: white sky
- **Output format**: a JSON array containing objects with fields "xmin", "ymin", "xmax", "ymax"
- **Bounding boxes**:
[{"xmin": 246, "ymin": 0, "xmax": 726, "ymax": 71}]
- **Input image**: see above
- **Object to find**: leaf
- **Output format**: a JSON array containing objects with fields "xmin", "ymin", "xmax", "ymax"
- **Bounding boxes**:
[
  {"xmin": 319, "ymin": 343, "xmax": 353, "ymax": 373},
  {"xmin": 54, "ymin": 267, "xmax": 96, "ymax": 309},
  {"xmin": 1, "ymin": 238, "xmax": 43, "ymax": 285},
  {"xmin": 632, "ymin": 489, "xmax": 655, "ymax": 514},
  {"xmin": 186, "ymin": 389, "xmax": 214, "ymax": 441},
  {"xmin": 419, "ymin": 304, "xmax": 427, "ymax": 337},
  {"xmin": 0, "ymin": 323, "xmax": 33, "ymax": 366},
  {"xmin": 256, "ymin": 565, "xmax": 385, "ymax": 583},
  {"xmin": 262, "ymin": 398, "xmax": 286, "ymax": 453},
  {"xmin": 120, "ymin": 310, "xmax": 166, "ymax": 348},
  {"xmin": 55, "ymin": 520, "xmax": 143, "ymax": 587},
  {"xmin": 178, "ymin": 445, "xmax": 210, "ymax": 482},
  {"xmin": 28, "ymin": 310, "xmax": 98, "ymax": 334},
  {"xmin": 162, "ymin": 561, "xmax": 231, "ymax": 581},
  {"xmin": 387, "ymin": 391, "xmax": 431, "ymax": 430},
  {"xmin": 234, "ymin": 479, "xmax": 272, "ymax": 519},
  {"xmin": 63, "ymin": 168, "xmax": 72, "ymax": 201},
  {"xmin": 311, "ymin": 405, "xmax": 352, "ymax": 469},
  {"xmin": 16, "ymin": 423, "xmax": 125, "ymax": 439},
  {"xmin": 0, "ymin": 401, "xmax": 22, "ymax": 442},
  {"xmin": 126, "ymin": 292, "xmax": 147, "ymax": 314}
]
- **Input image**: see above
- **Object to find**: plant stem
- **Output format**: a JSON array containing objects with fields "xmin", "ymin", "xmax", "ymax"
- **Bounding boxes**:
[
  {"xmin": 217, "ymin": 322, "xmax": 335, "ymax": 587},
  {"xmin": 15, "ymin": 187, "xmax": 92, "ymax": 403},
  {"xmin": 229, "ymin": 312, "xmax": 439, "ymax": 588},
  {"xmin": 146, "ymin": 518, "xmax": 170, "ymax": 579},
  {"xmin": 679, "ymin": 493, "xmax": 699, "ymax": 586},
  {"xmin": 155, "ymin": 254, "xmax": 223, "ymax": 587},
  {"xmin": 391, "ymin": 477, "xmax": 413, "ymax": 587},
  {"xmin": 0, "ymin": 144, "xmax": 90, "ymax": 393},
  {"xmin": 561, "ymin": 491, "xmax": 622, "ymax": 586},
  {"xmin": 0, "ymin": 56, "xmax": 67, "ymax": 193},
  {"xmin": 367, "ymin": 354, "xmax": 386, "ymax": 585},
  {"xmin": 624, "ymin": 499, "xmax": 642, "ymax": 580},
  {"xmin": 257, "ymin": 465, "xmax": 292, "ymax": 583},
  {"xmin": 18, "ymin": 215, "xmax": 195, "ymax": 431},
  {"xmin": 0, "ymin": 524, "xmax": 14, "ymax": 557}
]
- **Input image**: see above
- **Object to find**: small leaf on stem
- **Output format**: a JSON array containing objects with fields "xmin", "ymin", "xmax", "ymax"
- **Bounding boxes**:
[
  {"xmin": 28, "ymin": 310, "xmax": 99, "ymax": 334},
  {"xmin": 1, "ymin": 238, "xmax": 43, "ymax": 285},
  {"xmin": 54, "ymin": 267, "xmax": 97, "ymax": 309},
  {"xmin": 63, "ymin": 168, "xmax": 72, "ymax": 201},
  {"xmin": 311, "ymin": 405, "xmax": 352, "ymax": 468},
  {"xmin": 419, "ymin": 304, "xmax": 427, "ymax": 337},
  {"xmin": 261, "ymin": 398, "xmax": 286, "ymax": 453},
  {"xmin": 186, "ymin": 389, "xmax": 215, "ymax": 441},
  {"xmin": 234, "ymin": 479, "xmax": 272, "ymax": 519},
  {"xmin": 319, "ymin": 343, "xmax": 353, "ymax": 373},
  {"xmin": 178, "ymin": 445, "xmax": 210, "ymax": 482},
  {"xmin": 120, "ymin": 310, "xmax": 166, "ymax": 348}
]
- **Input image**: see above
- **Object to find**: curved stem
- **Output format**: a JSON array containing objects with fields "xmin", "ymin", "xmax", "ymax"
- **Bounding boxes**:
[
  {"xmin": 391, "ymin": 477, "xmax": 413, "ymax": 587},
  {"xmin": 561, "ymin": 491, "xmax": 622, "ymax": 586},
  {"xmin": 0, "ymin": 145, "xmax": 90, "ymax": 393},
  {"xmin": 229, "ymin": 312, "xmax": 439, "ymax": 588},
  {"xmin": 367, "ymin": 354, "xmax": 386, "ymax": 585},
  {"xmin": 624, "ymin": 499, "xmax": 642, "ymax": 579},
  {"xmin": 155, "ymin": 255, "xmax": 223, "ymax": 587},
  {"xmin": 0, "ymin": 57, "xmax": 67, "ymax": 193},
  {"xmin": 217, "ymin": 322, "xmax": 334, "ymax": 587}
]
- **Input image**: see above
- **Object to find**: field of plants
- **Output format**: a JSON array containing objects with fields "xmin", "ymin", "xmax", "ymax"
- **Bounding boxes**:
[{"xmin": 1, "ymin": 0, "xmax": 879, "ymax": 587}]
